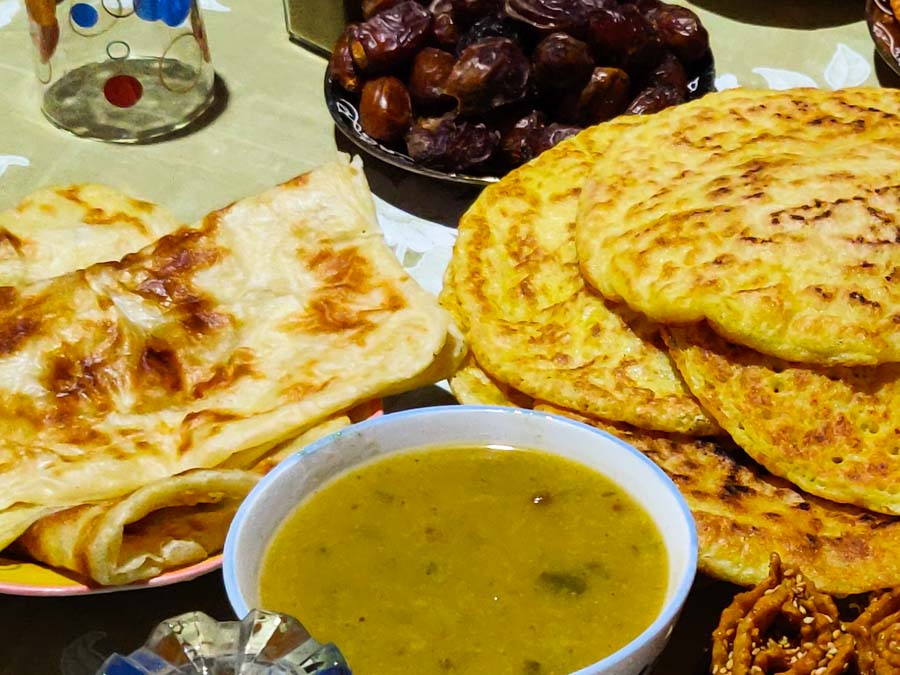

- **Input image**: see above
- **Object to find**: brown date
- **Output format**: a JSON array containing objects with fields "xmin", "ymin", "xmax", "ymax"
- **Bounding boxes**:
[
  {"xmin": 409, "ymin": 47, "xmax": 456, "ymax": 110},
  {"xmin": 350, "ymin": 1, "xmax": 432, "ymax": 74},
  {"xmin": 532, "ymin": 32, "xmax": 594, "ymax": 93},
  {"xmin": 575, "ymin": 66, "xmax": 631, "ymax": 124},
  {"xmin": 532, "ymin": 122, "xmax": 581, "ymax": 154},
  {"xmin": 330, "ymin": 24, "xmax": 361, "ymax": 93},
  {"xmin": 499, "ymin": 110, "xmax": 547, "ymax": 166},
  {"xmin": 361, "ymin": 0, "xmax": 406, "ymax": 19},
  {"xmin": 625, "ymin": 84, "xmax": 683, "ymax": 114},
  {"xmin": 456, "ymin": 14, "xmax": 526, "ymax": 55},
  {"xmin": 648, "ymin": 51, "xmax": 688, "ymax": 97},
  {"xmin": 451, "ymin": 0, "xmax": 503, "ymax": 25},
  {"xmin": 647, "ymin": 4, "xmax": 709, "ymax": 64},
  {"xmin": 586, "ymin": 4, "xmax": 661, "ymax": 72},
  {"xmin": 359, "ymin": 76, "xmax": 413, "ymax": 143},
  {"xmin": 405, "ymin": 116, "xmax": 500, "ymax": 171},
  {"xmin": 505, "ymin": 0, "xmax": 614, "ymax": 34},
  {"xmin": 444, "ymin": 37, "xmax": 531, "ymax": 114}
]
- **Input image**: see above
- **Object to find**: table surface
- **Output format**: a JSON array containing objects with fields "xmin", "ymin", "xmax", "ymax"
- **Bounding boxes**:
[{"xmin": 0, "ymin": 1, "xmax": 897, "ymax": 673}]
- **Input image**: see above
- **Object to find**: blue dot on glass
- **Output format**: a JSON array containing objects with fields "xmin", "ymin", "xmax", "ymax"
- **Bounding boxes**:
[
  {"xmin": 70, "ymin": 2, "xmax": 99, "ymax": 28},
  {"xmin": 135, "ymin": 0, "xmax": 190, "ymax": 26},
  {"xmin": 161, "ymin": 0, "xmax": 190, "ymax": 27}
]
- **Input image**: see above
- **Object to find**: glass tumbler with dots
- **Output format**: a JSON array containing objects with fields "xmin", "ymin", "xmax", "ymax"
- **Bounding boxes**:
[{"xmin": 26, "ymin": 0, "xmax": 216, "ymax": 142}]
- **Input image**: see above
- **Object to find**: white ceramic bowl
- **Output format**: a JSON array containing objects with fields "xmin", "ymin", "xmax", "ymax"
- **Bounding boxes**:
[{"xmin": 224, "ymin": 405, "xmax": 697, "ymax": 675}]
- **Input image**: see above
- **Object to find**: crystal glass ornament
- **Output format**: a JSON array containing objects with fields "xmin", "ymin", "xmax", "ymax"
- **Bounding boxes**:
[{"xmin": 95, "ymin": 609, "xmax": 351, "ymax": 674}]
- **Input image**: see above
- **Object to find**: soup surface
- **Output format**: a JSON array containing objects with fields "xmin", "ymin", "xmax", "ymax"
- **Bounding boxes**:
[{"xmin": 259, "ymin": 445, "xmax": 667, "ymax": 675}]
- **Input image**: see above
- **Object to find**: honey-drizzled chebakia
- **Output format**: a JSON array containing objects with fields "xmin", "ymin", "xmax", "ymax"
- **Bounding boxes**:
[
  {"xmin": 711, "ymin": 554, "xmax": 854, "ymax": 675},
  {"xmin": 711, "ymin": 554, "xmax": 900, "ymax": 674},
  {"xmin": 848, "ymin": 589, "xmax": 900, "ymax": 674}
]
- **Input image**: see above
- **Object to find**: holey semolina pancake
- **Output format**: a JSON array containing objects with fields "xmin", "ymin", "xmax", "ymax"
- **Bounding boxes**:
[
  {"xmin": 665, "ymin": 322, "xmax": 900, "ymax": 515},
  {"xmin": 260, "ymin": 446, "xmax": 667, "ymax": 675},
  {"xmin": 450, "ymin": 358, "xmax": 900, "ymax": 594},
  {"xmin": 576, "ymin": 87, "xmax": 900, "ymax": 366},
  {"xmin": 0, "ymin": 156, "xmax": 454, "ymax": 512},
  {"xmin": 442, "ymin": 121, "xmax": 717, "ymax": 435},
  {"xmin": 0, "ymin": 184, "xmax": 182, "ymax": 286}
]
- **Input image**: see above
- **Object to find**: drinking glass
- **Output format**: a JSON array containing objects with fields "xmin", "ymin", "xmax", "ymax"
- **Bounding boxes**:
[{"xmin": 26, "ymin": 0, "xmax": 216, "ymax": 142}]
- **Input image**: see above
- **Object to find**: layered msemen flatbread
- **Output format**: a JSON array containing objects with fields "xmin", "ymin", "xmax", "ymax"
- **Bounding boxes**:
[
  {"xmin": 0, "ymin": 156, "xmax": 454, "ymax": 512},
  {"xmin": 454, "ymin": 360, "xmax": 900, "ymax": 595},
  {"xmin": 0, "ymin": 184, "xmax": 182, "ymax": 286},
  {"xmin": 665, "ymin": 322, "xmax": 900, "ymax": 516},
  {"xmin": 442, "ymin": 121, "xmax": 717, "ymax": 434},
  {"xmin": 576, "ymin": 87, "xmax": 900, "ymax": 366},
  {"xmin": 15, "ymin": 469, "xmax": 258, "ymax": 586}
]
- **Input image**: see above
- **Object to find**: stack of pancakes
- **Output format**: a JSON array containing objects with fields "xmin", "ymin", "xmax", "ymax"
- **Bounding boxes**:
[
  {"xmin": 0, "ymin": 157, "xmax": 463, "ymax": 586},
  {"xmin": 442, "ymin": 87, "xmax": 900, "ymax": 595}
]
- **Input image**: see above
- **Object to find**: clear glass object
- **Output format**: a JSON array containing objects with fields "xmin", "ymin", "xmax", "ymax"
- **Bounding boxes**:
[
  {"xmin": 26, "ymin": 0, "xmax": 216, "ymax": 142},
  {"xmin": 94, "ymin": 609, "xmax": 352, "ymax": 675}
]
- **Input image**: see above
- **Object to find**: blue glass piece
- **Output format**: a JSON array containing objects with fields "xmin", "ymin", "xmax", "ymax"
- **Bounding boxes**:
[
  {"xmin": 70, "ymin": 2, "xmax": 99, "ymax": 28},
  {"xmin": 95, "ymin": 655, "xmax": 149, "ymax": 675},
  {"xmin": 134, "ymin": 0, "xmax": 160, "ymax": 22},
  {"xmin": 160, "ymin": 0, "xmax": 190, "ymax": 26}
]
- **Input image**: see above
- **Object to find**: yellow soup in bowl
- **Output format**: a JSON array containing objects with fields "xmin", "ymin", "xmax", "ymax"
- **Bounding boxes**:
[{"xmin": 259, "ymin": 445, "xmax": 667, "ymax": 675}]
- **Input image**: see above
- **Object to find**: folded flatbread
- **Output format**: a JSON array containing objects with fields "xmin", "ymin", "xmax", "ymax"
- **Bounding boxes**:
[
  {"xmin": 15, "ymin": 469, "xmax": 259, "ymax": 586},
  {"xmin": 0, "ymin": 184, "xmax": 182, "ymax": 286},
  {"xmin": 0, "ymin": 156, "xmax": 454, "ymax": 512}
]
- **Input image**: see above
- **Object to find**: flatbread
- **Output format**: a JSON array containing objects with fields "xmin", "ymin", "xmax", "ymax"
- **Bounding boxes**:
[
  {"xmin": 0, "ymin": 184, "xmax": 182, "ymax": 286},
  {"xmin": 15, "ymin": 469, "xmax": 259, "ymax": 586},
  {"xmin": 0, "ymin": 156, "xmax": 454, "ymax": 511},
  {"xmin": 576, "ymin": 87, "xmax": 900, "ymax": 366},
  {"xmin": 443, "ymin": 121, "xmax": 717, "ymax": 434},
  {"xmin": 665, "ymin": 322, "xmax": 900, "ymax": 515}
]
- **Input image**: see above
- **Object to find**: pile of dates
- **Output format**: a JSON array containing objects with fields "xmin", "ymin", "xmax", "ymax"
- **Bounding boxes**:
[{"xmin": 330, "ymin": 0, "xmax": 712, "ymax": 176}]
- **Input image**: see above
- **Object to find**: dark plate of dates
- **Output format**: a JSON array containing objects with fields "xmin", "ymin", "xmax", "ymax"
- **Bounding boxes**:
[
  {"xmin": 867, "ymin": 0, "xmax": 900, "ymax": 77},
  {"xmin": 325, "ymin": 0, "xmax": 716, "ymax": 186}
]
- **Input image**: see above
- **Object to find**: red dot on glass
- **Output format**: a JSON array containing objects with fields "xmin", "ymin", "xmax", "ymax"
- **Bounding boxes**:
[{"xmin": 103, "ymin": 74, "xmax": 143, "ymax": 108}]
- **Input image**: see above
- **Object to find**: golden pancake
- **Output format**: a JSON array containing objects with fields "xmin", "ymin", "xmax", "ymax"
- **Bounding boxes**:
[
  {"xmin": 0, "ymin": 157, "xmax": 455, "ymax": 512},
  {"xmin": 0, "ymin": 184, "xmax": 182, "ymax": 286},
  {"xmin": 577, "ymin": 87, "xmax": 900, "ymax": 366},
  {"xmin": 444, "ymin": 122, "xmax": 716, "ymax": 434},
  {"xmin": 664, "ymin": 322, "xmax": 900, "ymax": 515},
  {"xmin": 448, "ymin": 352, "xmax": 533, "ymax": 409}
]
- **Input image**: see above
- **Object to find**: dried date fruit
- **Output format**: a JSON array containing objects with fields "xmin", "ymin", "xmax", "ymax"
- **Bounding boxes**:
[
  {"xmin": 330, "ymin": 24, "xmax": 362, "ymax": 92},
  {"xmin": 575, "ymin": 66, "xmax": 631, "ymax": 124},
  {"xmin": 429, "ymin": 0, "xmax": 460, "ymax": 49},
  {"xmin": 648, "ymin": 51, "xmax": 687, "ymax": 97},
  {"xmin": 456, "ymin": 14, "xmax": 526, "ymax": 55},
  {"xmin": 405, "ymin": 116, "xmax": 500, "ymax": 171},
  {"xmin": 625, "ymin": 83, "xmax": 683, "ymax": 114},
  {"xmin": 350, "ymin": 1, "xmax": 432, "ymax": 74},
  {"xmin": 617, "ymin": 0, "xmax": 663, "ymax": 11},
  {"xmin": 409, "ymin": 47, "xmax": 456, "ymax": 109},
  {"xmin": 445, "ymin": 37, "xmax": 531, "ymax": 114},
  {"xmin": 362, "ymin": 0, "xmax": 406, "ymax": 19},
  {"xmin": 499, "ymin": 110, "xmax": 547, "ymax": 166},
  {"xmin": 359, "ymin": 76, "xmax": 413, "ymax": 143},
  {"xmin": 586, "ymin": 4, "xmax": 661, "ymax": 72},
  {"xmin": 504, "ymin": 0, "xmax": 613, "ymax": 34},
  {"xmin": 451, "ymin": 0, "xmax": 503, "ymax": 25},
  {"xmin": 531, "ymin": 122, "xmax": 581, "ymax": 154},
  {"xmin": 532, "ymin": 32, "xmax": 594, "ymax": 92},
  {"xmin": 647, "ymin": 4, "xmax": 709, "ymax": 64}
]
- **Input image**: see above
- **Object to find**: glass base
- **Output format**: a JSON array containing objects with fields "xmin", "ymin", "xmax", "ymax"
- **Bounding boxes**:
[{"xmin": 41, "ymin": 58, "xmax": 215, "ymax": 143}]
